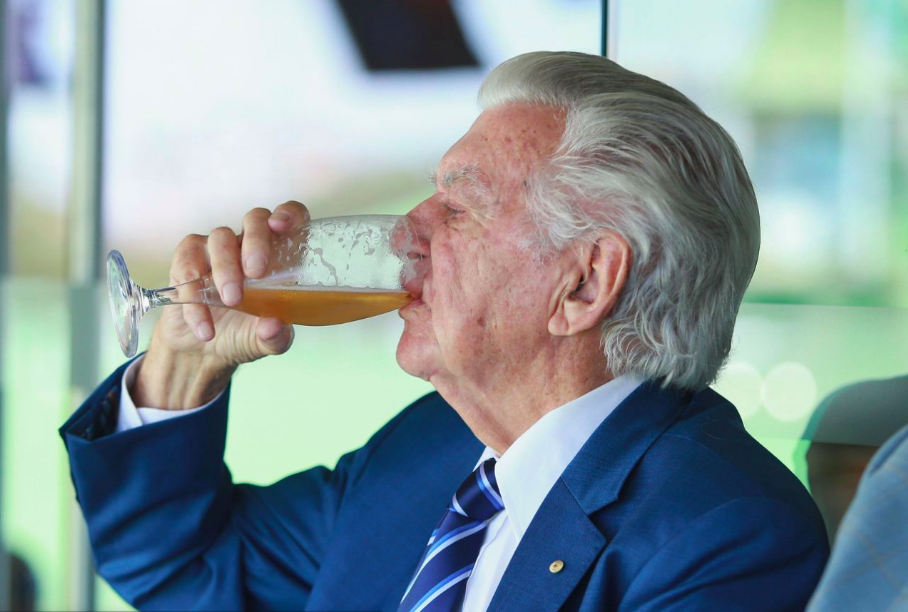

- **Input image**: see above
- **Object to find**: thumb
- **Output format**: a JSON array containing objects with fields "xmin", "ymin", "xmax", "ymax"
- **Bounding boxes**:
[{"xmin": 254, "ymin": 318, "xmax": 295, "ymax": 356}]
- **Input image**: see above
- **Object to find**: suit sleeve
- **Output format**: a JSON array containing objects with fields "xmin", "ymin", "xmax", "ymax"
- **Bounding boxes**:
[
  {"xmin": 618, "ymin": 497, "xmax": 829, "ymax": 612},
  {"xmin": 60, "ymin": 362, "xmax": 397, "ymax": 611}
]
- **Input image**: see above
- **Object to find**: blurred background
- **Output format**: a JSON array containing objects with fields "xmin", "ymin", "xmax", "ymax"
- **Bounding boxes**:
[{"xmin": 1, "ymin": 0, "xmax": 906, "ymax": 609}]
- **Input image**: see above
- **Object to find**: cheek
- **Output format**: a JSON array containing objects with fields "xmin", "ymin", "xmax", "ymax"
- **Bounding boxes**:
[
  {"xmin": 431, "ymin": 223, "xmax": 546, "ymax": 331},
  {"xmin": 427, "ymin": 238, "xmax": 487, "ymax": 339},
  {"xmin": 430, "ymin": 231, "xmax": 472, "ymax": 301},
  {"xmin": 489, "ymin": 253, "xmax": 554, "ymax": 334}
]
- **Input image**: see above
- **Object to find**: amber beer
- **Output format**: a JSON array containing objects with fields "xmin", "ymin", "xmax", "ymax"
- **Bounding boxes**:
[{"xmin": 235, "ymin": 286, "xmax": 413, "ymax": 326}]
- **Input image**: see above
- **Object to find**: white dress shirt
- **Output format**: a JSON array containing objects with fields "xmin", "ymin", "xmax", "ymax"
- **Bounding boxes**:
[{"xmin": 116, "ymin": 358, "xmax": 642, "ymax": 611}]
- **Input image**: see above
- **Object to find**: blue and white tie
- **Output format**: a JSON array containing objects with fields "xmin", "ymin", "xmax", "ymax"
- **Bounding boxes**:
[{"xmin": 398, "ymin": 458, "xmax": 504, "ymax": 612}]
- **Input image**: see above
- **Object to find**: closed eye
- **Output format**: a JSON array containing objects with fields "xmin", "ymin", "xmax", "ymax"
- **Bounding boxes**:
[{"xmin": 442, "ymin": 202, "xmax": 465, "ymax": 216}]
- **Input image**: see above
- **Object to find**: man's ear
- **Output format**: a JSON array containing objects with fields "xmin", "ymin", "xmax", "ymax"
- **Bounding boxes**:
[{"xmin": 548, "ymin": 232, "xmax": 632, "ymax": 337}]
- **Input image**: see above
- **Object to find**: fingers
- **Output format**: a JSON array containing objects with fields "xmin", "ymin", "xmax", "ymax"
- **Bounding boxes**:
[
  {"xmin": 171, "ymin": 234, "xmax": 216, "ymax": 341},
  {"xmin": 243, "ymin": 202, "xmax": 311, "ymax": 277},
  {"xmin": 255, "ymin": 318, "xmax": 295, "ymax": 356},
  {"xmin": 268, "ymin": 200, "xmax": 310, "ymax": 233},
  {"xmin": 170, "ymin": 233, "xmax": 209, "ymax": 286},
  {"xmin": 208, "ymin": 226, "xmax": 244, "ymax": 307},
  {"xmin": 241, "ymin": 207, "xmax": 273, "ymax": 278},
  {"xmin": 183, "ymin": 304, "xmax": 215, "ymax": 341},
  {"xmin": 167, "ymin": 202, "xmax": 309, "ymax": 348}
]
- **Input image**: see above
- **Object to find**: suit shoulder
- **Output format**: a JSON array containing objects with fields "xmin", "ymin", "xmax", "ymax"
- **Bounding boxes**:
[
  {"xmin": 360, "ymin": 391, "xmax": 454, "ymax": 448},
  {"xmin": 350, "ymin": 391, "xmax": 481, "ymax": 484},
  {"xmin": 610, "ymin": 388, "xmax": 824, "ymax": 537},
  {"xmin": 380, "ymin": 391, "xmax": 479, "ymax": 453},
  {"xmin": 372, "ymin": 391, "xmax": 471, "ymax": 447}
]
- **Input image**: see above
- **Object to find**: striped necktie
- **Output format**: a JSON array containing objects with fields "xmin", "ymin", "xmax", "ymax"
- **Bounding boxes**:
[{"xmin": 398, "ymin": 458, "xmax": 504, "ymax": 612}]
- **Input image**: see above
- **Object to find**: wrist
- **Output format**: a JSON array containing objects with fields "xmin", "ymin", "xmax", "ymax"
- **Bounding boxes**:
[{"xmin": 132, "ymin": 338, "xmax": 237, "ymax": 410}]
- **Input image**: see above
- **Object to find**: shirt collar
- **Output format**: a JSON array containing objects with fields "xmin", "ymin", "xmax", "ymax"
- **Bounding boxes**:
[{"xmin": 476, "ymin": 374, "xmax": 644, "ymax": 541}]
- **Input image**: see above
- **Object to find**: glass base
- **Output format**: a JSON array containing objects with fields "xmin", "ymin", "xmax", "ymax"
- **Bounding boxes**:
[{"xmin": 107, "ymin": 250, "xmax": 139, "ymax": 358}]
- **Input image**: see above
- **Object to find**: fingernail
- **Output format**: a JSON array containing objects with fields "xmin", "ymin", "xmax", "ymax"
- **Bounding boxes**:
[
  {"xmin": 270, "ymin": 212, "xmax": 290, "ymax": 224},
  {"xmin": 196, "ymin": 321, "xmax": 214, "ymax": 340},
  {"xmin": 264, "ymin": 323, "xmax": 283, "ymax": 340},
  {"xmin": 245, "ymin": 253, "xmax": 267, "ymax": 274},
  {"xmin": 222, "ymin": 282, "xmax": 242, "ymax": 305}
]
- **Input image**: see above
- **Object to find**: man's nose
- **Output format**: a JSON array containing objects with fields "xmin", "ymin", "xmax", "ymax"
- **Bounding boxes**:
[{"xmin": 406, "ymin": 198, "xmax": 444, "ymax": 248}]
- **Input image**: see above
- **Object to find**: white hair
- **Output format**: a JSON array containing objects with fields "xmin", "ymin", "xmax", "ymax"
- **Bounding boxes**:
[{"xmin": 478, "ymin": 52, "xmax": 760, "ymax": 390}]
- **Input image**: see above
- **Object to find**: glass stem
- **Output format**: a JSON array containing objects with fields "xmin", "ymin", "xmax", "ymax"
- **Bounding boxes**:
[{"xmin": 140, "ymin": 276, "xmax": 225, "ymax": 316}]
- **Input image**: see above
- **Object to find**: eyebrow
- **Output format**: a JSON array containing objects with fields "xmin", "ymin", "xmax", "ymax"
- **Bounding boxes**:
[
  {"xmin": 426, "ymin": 164, "xmax": 498, "ymax": 217},
  {"xmin": 427, "ymin": 164, "xmax": 486, "ymax": 190}
]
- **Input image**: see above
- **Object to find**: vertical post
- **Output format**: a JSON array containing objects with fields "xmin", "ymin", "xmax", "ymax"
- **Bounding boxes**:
[
  {"xmin": 67, "ymin": 0, "xmax": 106, "ymax": 610},
  {"xmin": 0, "ymin": 0, "xmax": 9, "ymax": 277},
  {"xmin": 0, "ymin": 0, "xmax": 11, "ymax": 609},
  {"xmin": 70, "ymin": 0, "xmax": 106, "ymax": 282},
  {"xmin": 601, "ymin": 0, "xmax": 609, "ymax": 57}
]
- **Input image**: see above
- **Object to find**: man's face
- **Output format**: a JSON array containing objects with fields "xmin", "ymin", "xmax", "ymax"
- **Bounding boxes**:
[{"xmin": 397, "ymin": 104, "xmax": 567, "ymax": 395}]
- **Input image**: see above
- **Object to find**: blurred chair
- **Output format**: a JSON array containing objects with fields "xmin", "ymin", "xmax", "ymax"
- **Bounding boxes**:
[
  {"xmin": 9, "ymin": 552, "xmax": 37, "ymax": 612},
  {"xmin": 802, "ymin": 374, "xmax": 908, "ymax": 544},
  {"xmin": 806, "ymin": 423, "xmax": 908, "ymax": 611}
]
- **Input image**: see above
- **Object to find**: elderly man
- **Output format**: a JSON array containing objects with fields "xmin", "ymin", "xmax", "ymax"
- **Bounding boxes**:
[{"xmin": 61, "ymin": 52, "xmax": 827, "ymax": 611}]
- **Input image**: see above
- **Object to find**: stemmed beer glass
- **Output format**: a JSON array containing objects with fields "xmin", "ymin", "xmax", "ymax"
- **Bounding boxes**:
[{"xmin": 107, "ymin": 215, "xmax": 424, "ymax": 358}]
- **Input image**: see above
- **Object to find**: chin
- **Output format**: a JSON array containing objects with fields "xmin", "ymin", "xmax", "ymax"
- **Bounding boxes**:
[{"xmin": 395, "ymin": 325, "xmax": 434, "ymax": 381}]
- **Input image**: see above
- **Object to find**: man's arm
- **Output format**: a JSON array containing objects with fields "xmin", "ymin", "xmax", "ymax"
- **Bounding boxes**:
[
  {"xmin": 60, "ymin": 361, "xmax": 374, "ymax": 611},
  {"xmin": 618, "ymin": 497, "xmax": 829, "ymax": 612},
  {"xmin": 60, "ymin": 202, "xmax": 360, "ymax": 610}
]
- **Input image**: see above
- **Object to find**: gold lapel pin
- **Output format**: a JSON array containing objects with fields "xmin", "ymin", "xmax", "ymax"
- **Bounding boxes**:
[{"xmin": 549, "ymin": 560, "xmax": 565, "ymax": 574}]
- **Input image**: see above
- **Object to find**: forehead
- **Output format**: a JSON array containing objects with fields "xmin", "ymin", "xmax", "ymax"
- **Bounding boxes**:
[{"xmin": 440, "ymin": 104, "xmax": 566, "ymax": 191}]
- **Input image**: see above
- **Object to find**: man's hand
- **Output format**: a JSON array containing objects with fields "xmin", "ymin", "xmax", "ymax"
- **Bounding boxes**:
[{"xmin": 131, "ymin": 201, "xmax": 310, "ymax": 410}]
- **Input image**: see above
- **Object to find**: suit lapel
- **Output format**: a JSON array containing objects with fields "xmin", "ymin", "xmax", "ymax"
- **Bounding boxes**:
[
  {"xmin": 486, "ymin": 479, "xmax": 606, "ymax": 612},
  {"xmin": 488, "ymin": 381, "xmax": 694, "ymax": 612}
]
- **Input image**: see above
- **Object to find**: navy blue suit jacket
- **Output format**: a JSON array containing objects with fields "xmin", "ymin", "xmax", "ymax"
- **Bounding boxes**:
[{"xmin": 61, "ymin": 362, "xmax": 828, "ymax": 611}]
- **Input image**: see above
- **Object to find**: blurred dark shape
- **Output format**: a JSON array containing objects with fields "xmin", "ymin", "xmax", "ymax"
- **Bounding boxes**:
[
  {"xmin": 10, "ymin": 0, "xmax": 49, "ymax": 86},
  {"xmin": 334, "ymin": 0, "xmax": 479, "ymax": 71},
  {"xmin": 9, "ymin": 552, "xmax": 38, "ymax": 612},
  {"xmin": 802, "ymin": 374, "xmax": 908, "ymax": 544}
]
